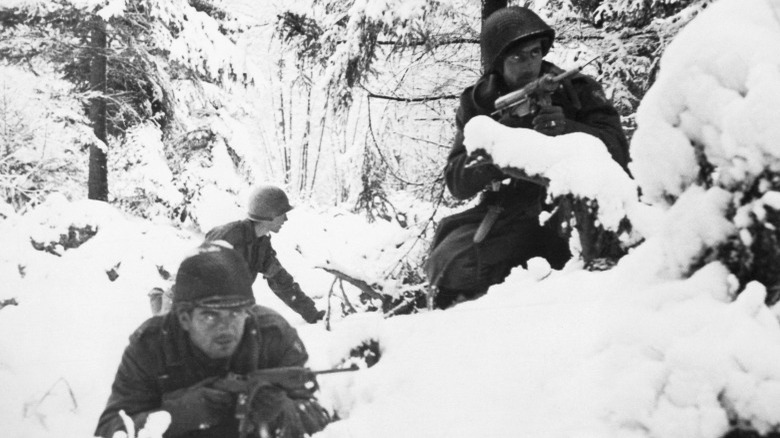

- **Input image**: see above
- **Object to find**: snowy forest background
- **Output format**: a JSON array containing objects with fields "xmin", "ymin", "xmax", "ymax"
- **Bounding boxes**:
[
  {"xmin": 0, "ymin": 0, "xmax": 726, "ymax": 311},
  {"xmin": 0, "ymin": 0, "xmax": 710, "ymax": 229},
  {"xmin": 6, "ymin": 0, "xmax": 780, "ymax": 437}
]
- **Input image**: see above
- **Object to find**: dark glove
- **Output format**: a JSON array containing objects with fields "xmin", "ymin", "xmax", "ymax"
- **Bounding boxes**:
[
  {"xmin": 296, "ymin": 400, "xmax": 331, "ymax": 436},
  {"xmin": 532, "ymin": 105, "xmax": 567, "ymax": 136},
  {"xmin": 161, "ymin": 378, "xmax": 234, "ymax": 436},
  {"xmin": 242, "ymin": 386, "xmax": 307, "ymax": 438},
  {"xmin": 248, "ymin": 385, "xmax": 288, "ymax": 429},
  {"xmin": 262, "ymin": 392, "xmax": 330, "ymax": 438},
  {"xmin": 302, "ymin": 308, "xmax": 325, "ymax": 324}
]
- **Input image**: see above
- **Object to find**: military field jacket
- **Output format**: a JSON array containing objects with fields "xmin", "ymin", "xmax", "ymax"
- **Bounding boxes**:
[{"xmin": 94, "ymin": 306, "xmax": 309, "ymax": 438}]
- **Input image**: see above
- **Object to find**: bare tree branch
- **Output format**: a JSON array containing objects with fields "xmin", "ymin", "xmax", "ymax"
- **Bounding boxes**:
[
  {"xmin": 318, "ymin": 266, "xmax": 385, "ymax": 303},
  {"xmin": 366, "ymin": 92, "xmax": 459, "ymax": 102}
]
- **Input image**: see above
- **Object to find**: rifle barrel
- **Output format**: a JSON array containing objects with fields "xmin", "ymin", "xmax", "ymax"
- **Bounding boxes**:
[
  {"xmin": 312, "ymin": 364, "xmax": 359, "ymax": 375},
  {"xmin": 552, "ymin": 55, "xmax": 601, "ymax": 81}
]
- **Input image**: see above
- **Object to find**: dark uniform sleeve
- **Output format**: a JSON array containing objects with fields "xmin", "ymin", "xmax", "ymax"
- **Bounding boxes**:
[
  {"xmin": 251, "ymin": 307, "xmax": 331, "ymax": 435},
  {"xmin": 259, "ymin": 244, "xmax": 321, "ymax": 323},
  {"xmin": 95, "ymin": 333, "xmax": 163, "ymax": 438},
  {"xmin": 561, "ymin": 76, "xmax": 630, "ymax": 172},
  {"xmin": 444, "ymin": 88, "xmax": 506, "ymax": 200}
]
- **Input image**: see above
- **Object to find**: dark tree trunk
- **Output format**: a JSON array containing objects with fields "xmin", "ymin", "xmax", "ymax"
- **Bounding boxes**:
[
  {"xmin": 88, "ymin": 16, "xmax": 108, "ymax": 201},
  {"xmin": 298, "ymin": 86, "xmax": 312, "ymax": 193},
  {"xmin": 481, "ymin": 0, "xmax": 507, "ymax": 22}
]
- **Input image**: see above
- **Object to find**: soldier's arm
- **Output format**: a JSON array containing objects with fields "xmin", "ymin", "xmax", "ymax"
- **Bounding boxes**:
[
  {"xmin": 253, "ymin": 309, "xmax": 330, "ymax": 433},
  {"xmin": 260, "ymin": 245, "xmax": 321, "ymax": 323},
  {"xmin": 94, "ymin": 341, "xmax": 162, "ymax": 437},
  {"xmin": 445, "ymin": 93, "xmax": 505, "ymax": 200}
]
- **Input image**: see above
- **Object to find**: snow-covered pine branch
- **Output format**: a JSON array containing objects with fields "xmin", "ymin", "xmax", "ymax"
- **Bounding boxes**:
[
  {"xmin": 630, "ymin": 0, "xmax": 780, "ymax": 298},
  {"xmin": 276, "ymin": 0, "xmax": 472, "ymax": 111}
]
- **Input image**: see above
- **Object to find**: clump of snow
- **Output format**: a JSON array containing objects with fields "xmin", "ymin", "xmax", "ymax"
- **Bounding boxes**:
[
  {"xmin": 631, "ymin": 0, "xmax": 780, "ymax": 206},
  {"xmin": 633, "ymin": 186, "xmax": 736, "ymax": 280},
  {"xmin": 316, "ymin": 260, "xmax": 780, "ymax": 438},
  {"xmin": 95, "ymin": 0, "xmax": 126, "ymax": 20},
  {"xmin": 463, "ymin": 115, "xmax": 637, "ymax": 231}
]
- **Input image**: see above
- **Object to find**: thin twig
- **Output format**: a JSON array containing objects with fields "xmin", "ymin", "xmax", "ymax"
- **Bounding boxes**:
[
  {"xmin": 365, "ymin": 99, "xmax": 425, "ymax": 186},
  {"xmin": 325, "ymin": 277, "xmax": 337, "ymax": 331},
  {"xmin": 338, "ymin": 280, "xmax": 358, "ymax": 314}
]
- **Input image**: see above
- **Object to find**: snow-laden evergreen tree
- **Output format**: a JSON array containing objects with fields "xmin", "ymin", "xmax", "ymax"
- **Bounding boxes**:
[{"xmin": 0, "ymin": 0, "xmax": 250, "ymax": 219}]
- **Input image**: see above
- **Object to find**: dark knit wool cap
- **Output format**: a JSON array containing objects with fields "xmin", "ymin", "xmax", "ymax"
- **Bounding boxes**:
[{"xmin": 174, "ymin": 243, "xmax": 256, "ymax": 308}]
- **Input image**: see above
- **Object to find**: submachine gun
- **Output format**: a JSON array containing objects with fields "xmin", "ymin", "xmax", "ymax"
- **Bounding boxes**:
[
  {"xmin": 492, "ymin": 56, "xmax": 600, "ymax": 118},
  {"xmin": 215, "ymin": 364, "xmax": 359, "ymax": 438}
]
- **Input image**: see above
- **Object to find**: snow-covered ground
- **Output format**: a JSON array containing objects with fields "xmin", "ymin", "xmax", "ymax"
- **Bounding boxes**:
[{"xmin": 3, "ymin": 0, "xmax": 780, "ymax": 437}]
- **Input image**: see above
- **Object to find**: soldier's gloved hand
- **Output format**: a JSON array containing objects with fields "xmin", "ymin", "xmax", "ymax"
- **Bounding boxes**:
[
  {"xmin": 532, "ymin": 105, "xmax": 566, "ymax": 136},
  {"xmin": 248, "ymin": 385, "xmax": 288, "ymax": 429},
  {"xmin": 302, "ymin": 308, "xmax": 325, "ymax": 324},
  {"xmin": 252, "ymin": 389, "xmax": 324, "ymax": 438},
  {"xmin": 296, "ymin": 400, "xmax": 331, "ymax": 436},
  {"xmin": 161, "ymin": 378, "xmax": 234, "ymax": 435}
]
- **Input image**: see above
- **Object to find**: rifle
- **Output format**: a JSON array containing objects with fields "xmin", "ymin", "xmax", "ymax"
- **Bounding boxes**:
[
  {"xmin": 492, "ymin": 56, "xmax": 600, "ymax": 118},
  {"xmin": 214, "ymin": 365, "xmax": 359, "ymax": 438}
]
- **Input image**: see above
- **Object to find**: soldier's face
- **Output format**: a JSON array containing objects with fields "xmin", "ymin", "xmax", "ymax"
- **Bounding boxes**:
[
  {"xmin": 178, "ymin": 307, "xmax": 249, "ymax": 359},
  {"xmin": 267, "ymin": 213, "xmax": 288, "ymax": 234},
  {"xmin": 251, "ymin": 213, "xmax": 288, "ymax": 236},
  {"xmin": 500, "ymin": 39, "xmax": 544, "ymax": 90}
]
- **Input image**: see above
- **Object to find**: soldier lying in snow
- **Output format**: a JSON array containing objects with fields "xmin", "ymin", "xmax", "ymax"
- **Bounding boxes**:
[{"xmin": 96, "ymin": 244, "xmax": 329, "ymax": 438}]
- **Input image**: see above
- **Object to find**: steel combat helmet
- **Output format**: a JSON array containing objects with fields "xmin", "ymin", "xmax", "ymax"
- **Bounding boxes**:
[
  {"xmin": 480, "ymin": 6, "xmax": 555, "ymax": 73},
  {"xmin": 246, "ymin": 185, "xmax": 293, "ymax": 221},
  {"xmin": 174, "ymin": 243, "xmax": 255, "ymax": 309}
]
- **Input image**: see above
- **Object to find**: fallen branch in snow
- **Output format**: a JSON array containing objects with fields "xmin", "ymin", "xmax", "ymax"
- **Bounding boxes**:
[
  {"xmin": 319, "ymin": 267, "xmax": 385, "ymax": 303},
  {"xmin": 23, "ymin": 377, "xmax": 78, "ymax": 426},
  {"xmin": 337, "ymin": 279, "xmax": 358, "ymax": 314},
  {"xmin": 325, "ymin": 277, "xmax": 337, "ymax": 331},
  {"xmin": 0, "ymin": 297, "xmax": 18, "ymax": 310}
]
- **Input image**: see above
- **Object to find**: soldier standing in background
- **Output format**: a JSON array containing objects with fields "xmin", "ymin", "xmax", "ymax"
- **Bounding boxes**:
[{"xmin": 205, "ymin": 185, "xmax": 324, "ymax": 324}]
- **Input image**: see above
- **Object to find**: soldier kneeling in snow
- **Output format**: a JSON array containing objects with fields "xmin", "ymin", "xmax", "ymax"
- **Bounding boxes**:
[
  {"xmin": 426, "ymin": 6, "xmax": 631, "ymax": 309},
  {"xmin": 205, "ymin": 185, "xmax": 324, "ymax": 324},
  {"xmin": 96, "ymin": 243, "xmax": 329, "ymax": 438}
]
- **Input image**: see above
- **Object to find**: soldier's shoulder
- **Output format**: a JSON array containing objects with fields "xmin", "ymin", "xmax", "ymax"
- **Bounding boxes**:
[
  {"xmin": 564, "ymin": 70, "xmax": 611, "ymax": 106},
  {"xmin": 205, "ymin": 220, "xmax": 249, "ymax": 241},
  {"xmin": 129, "ymin": 314, "xmax": 167, "ymax": 344},
  {"xmin": 570, "ymin": 71, "xmax": 602, "ymax": 88}
]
